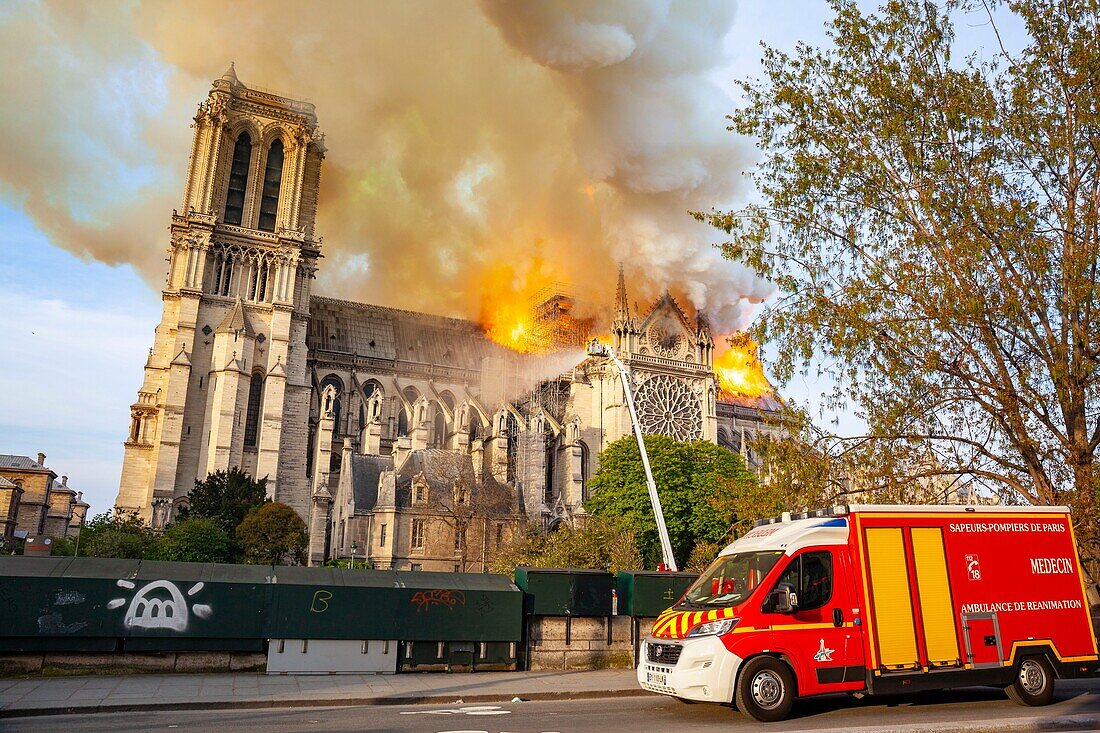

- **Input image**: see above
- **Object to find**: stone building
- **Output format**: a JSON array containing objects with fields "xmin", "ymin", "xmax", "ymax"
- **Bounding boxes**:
[
  {"xmin": 0, "ymin": 453, "xmax": 90, "ymax": 549},
  {"xmin": 114, "ymin": 64, "xmax": 323, "ymax": 528},
  {"xmin": 115, "ymin": 69, "xmax": 780, "ymax": 567}
]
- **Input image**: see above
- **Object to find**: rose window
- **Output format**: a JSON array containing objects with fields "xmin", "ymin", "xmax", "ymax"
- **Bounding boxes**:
[
  {"xmin": 634, "ymin": 375, "xmax": 702, "ymax": 441},
  {"xmin": 647, "ymin": 325, "xmax": 685, "ymax": 358}
]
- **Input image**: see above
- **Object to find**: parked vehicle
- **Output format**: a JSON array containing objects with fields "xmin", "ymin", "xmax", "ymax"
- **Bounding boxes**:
[{"xmin": 639, "ymin": 504, "xmax": 1099, "ymax": 721}]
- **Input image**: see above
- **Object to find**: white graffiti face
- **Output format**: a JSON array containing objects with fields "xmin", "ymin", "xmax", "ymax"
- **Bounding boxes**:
[{"xmin": 107, "ymin": 579, "xmax": 213, "ymax": 632}]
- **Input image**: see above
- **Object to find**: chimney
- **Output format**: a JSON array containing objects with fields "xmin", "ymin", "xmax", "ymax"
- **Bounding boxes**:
[
  {"xmin": 61, "ymin": 475, "xmax": 68, "ymax": 487},
  {"xmin": 37, "ymin": 452, "xmax": 46, "ymax": 466}
]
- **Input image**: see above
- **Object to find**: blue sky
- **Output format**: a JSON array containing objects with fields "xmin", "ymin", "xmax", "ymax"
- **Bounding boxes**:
[
  {"xmin": 0, "ymin": 1, "xmax": 1026, "ymax": 517},
  {"xmin": 0, "ymin": 200, "xmax": 158, "ymax": 514}
]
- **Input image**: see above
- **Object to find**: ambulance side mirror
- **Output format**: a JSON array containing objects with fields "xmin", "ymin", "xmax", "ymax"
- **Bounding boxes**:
[{"xmin": 763, "ymin": 582, "xmax": 798, "ymax": 614}]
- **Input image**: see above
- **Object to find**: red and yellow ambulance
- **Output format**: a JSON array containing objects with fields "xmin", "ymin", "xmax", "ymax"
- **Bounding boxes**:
[{"xmin": 638, "ymin": 504, "xmax": 1099, "ymax": 721}]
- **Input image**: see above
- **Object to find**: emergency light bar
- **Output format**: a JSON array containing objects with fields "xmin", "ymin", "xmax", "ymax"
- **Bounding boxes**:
[{"xmin": 753, "ymin": 505, "xmax": 850, "ymax": 527}]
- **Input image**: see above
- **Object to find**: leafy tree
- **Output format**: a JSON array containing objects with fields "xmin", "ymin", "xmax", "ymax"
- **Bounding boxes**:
[
  {"xmin": 584, "ymin": 435, "xmax": 759, "ymax": 568},
  {"xmin": 236, "ymin": 502, "xmax": 307, "ymax": 565},
  {"xmin": 323, "ymin": 558, "xmax": 372, "ymax": 570},
  {"xmin": 146, "ymin": 517, "xmax": 232, "ymax": 563},
  {"xmin": 49, "ymin": 537, "xmax": 77, "ymax": 557},
  {"xmin": 489, "ymin": 517, "xmax": 644, "ymax": 576},
  {"xmin": 698, "ymin": 0, "xmax": 1100, "ymax": 589},
  {"xmin": 685, "ymin": 542, "xmax": 724, "ymax": 574},
  {"xmin": 79, "ymin": 509, "xmax": 151, "ymax": 559},
  {"xmin": 184, "ymin": 467, "xmax": 268, "ymax": 537}
]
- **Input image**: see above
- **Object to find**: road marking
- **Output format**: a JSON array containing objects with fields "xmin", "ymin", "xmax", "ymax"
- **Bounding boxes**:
[{"xmin": 400, "ymin": 705, "xmax": 512, "ymax": 716}]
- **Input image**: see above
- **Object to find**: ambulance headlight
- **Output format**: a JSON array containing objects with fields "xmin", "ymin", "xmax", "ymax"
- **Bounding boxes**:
[{"xmin": 686, "ymin": 617, "xmax": 738, "ymax": 637}]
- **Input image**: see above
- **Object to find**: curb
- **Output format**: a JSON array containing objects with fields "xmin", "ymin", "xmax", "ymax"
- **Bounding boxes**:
[
  {"xmin": 0, "ymin": 687, "xmax": 657, "ymax": 719},
  {"xmin": 780, "ymin": 715, "xmax": 1100, "ymax": 733}
]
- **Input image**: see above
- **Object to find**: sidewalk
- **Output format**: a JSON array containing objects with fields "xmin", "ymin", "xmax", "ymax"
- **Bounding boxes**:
[{"xmin": 0, "ymin": 668, "xmax": 647, "ymax": 718}]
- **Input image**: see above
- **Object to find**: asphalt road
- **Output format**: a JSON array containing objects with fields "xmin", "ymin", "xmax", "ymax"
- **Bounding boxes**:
[{"xmin": 3, "ymin": 680, "xmax": 1098, "ymax": 733}]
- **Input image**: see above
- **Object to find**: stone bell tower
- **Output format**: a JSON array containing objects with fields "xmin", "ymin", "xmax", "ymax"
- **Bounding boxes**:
[{"xmin": 115, "ymin": 65, "xmax": 325, "ymax": 527}]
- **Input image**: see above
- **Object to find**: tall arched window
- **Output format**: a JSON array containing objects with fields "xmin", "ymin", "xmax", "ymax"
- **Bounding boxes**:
[
  {"xmin": 505, "ymin": 413, "xmax": 519, "ymax": 485},
  {"xmin": 432, "ymin": 409, "xmax": 446, "ymax": 448},
  {"xmin": 244, "ymin": 372, "xmax": 264, "ymax": 447},
  {"xmin": 258, "ymin": 139, "xmax": 284, "ymax": 232},
  {"xmin": 468, "ymin": 411, "xmax": 483, "ymax": 440},
  {"xmin": 224, "ymin": 132, "xmax": 252, "ymax": 225},
  {"xmin": 320, "ymin": 375, "xmax": 344, "ymax": 436},
  {"xmin": 544, "ymin": 423, "xmax": 556, "ymax": 505},
  {"xmin": 248, "ymin": 259, "xmax": 270, "ymax": 302},
  {"xmin": 717, "ymin": 427, "xmax": 741, "ymax": 454},
  {"xmin": 579, "ymin": 441, "xmax": 591, "ymax": 503},
  {"xmin": 397, "ymin": 407, "xmax": 409, "ymax": 437},
  {"xmin": 439, "ymin": 391, "xmax": 456, "ymax": 412}
]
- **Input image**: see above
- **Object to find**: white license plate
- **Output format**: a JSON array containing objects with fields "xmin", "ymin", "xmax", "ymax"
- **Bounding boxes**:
[{"xmin": 647, "ymin": 671, "xmax": 667, "ymax": 686}]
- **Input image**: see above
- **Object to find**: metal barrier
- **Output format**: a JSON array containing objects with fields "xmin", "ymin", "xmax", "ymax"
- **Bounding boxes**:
[{"xmin": 0, "ymin": 557, "xmax": 522, "ymax": 664}]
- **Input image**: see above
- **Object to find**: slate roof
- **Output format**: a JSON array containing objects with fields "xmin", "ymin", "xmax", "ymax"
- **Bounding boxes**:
[
  {"xmin": 718, "ymin": 392, "xmax": 784, "ymax": 414},
  {"xmin": 308, "ymin": 296, "xmax": 511, "ymax": 369},
  {"xmin": 391, "ymin": 449, "xmax": 516, "ymax": 513},
  {"xmin": 0, "ymin": 455, "xmax": 46, "ymax": 471},
  {"xmin": 346, "ymin": 453, "xmax": 394, "ymax": 511},
  {"xmin": 48, "ymin": 479, "xmax": 76, "ymax": 496},
  {"xmin": 395, "ymin": 449, "xmax": 478, "ymax": 507},
  {"xmin": 0, "ymin": 476, "xmax": 18, "ymax": 489}
]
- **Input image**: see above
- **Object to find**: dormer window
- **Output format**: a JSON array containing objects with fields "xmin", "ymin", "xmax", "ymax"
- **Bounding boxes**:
[
  {"xmin": 224, "ymin": 132, "xmax": 252, "ymax": 225},
  {"xmin": 258, "ymin": 139, "xmax": 284, "ymax": 232}
]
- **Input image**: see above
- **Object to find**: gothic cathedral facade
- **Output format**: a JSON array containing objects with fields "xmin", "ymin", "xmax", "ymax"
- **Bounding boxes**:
[
  {"xmin": 116, "ymin": 66, "xmax": 323, "ymax": 526},
  {"xmin": 116, "ymin": 70, "xmax": 778, "ymax": 568}
]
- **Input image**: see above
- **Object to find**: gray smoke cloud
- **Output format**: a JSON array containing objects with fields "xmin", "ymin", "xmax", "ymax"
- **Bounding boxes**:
[
  {"xmin": 0, "ymin": 0, "xmax": 773, "ymax": 333},
  {"xmin": 481, "ymin": 0, "xmax": 775, "ymax": 329}
]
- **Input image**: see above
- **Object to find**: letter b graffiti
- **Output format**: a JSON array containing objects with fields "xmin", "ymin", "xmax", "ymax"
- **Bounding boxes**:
[{"xmin": 310, "ymin": 590, "xmax": 332, "ymax": 613}]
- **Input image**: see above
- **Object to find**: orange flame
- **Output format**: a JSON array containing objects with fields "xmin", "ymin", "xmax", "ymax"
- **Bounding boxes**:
[
  {"xmin": 478, "ymin": 263, "xmax": 549, "ymax": 353},
  {"xmin": 715, "ymin": 333, "xmax": 772, "ymax": 399}
]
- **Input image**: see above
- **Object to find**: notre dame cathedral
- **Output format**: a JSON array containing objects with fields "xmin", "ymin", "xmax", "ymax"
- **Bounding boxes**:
[{"xmin": 115, "ymin": 68, "xmax": 779, "ymax": 570}]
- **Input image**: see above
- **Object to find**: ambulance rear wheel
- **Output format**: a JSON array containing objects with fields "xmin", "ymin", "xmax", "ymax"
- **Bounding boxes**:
[
  {"xmin": 1006, "ymin": 656, "xmax": 1054, "ymax": 707},
  {"xmin": 736, "ymin": 656, "xmax": 796, "ymax": 722}
]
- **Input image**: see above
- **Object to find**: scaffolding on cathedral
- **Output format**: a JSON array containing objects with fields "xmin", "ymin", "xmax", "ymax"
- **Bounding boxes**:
[{"xmin": 528, "ymin": 284, "xmax": 593, "ymax": 354}]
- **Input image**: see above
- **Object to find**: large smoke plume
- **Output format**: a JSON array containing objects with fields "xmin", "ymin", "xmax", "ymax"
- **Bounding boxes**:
[{"xmin": 0, "ymin": 0, "xmax": 772, "ymax": 332}]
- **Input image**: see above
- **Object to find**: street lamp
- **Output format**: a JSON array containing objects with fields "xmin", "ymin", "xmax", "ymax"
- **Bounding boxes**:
[{"xmin": 587, "ymin": 339, "xmax": 678, "ymax": 572}]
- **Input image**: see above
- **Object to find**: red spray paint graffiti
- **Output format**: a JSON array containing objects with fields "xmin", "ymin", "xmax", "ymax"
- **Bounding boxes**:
[{"xmin": 411, "ymin": 589, "xmax": 466, "ymax": 613}]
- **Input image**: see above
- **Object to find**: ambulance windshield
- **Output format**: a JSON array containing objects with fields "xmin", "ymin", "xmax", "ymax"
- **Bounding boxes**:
[{"xmin": 680, "ymin": 551, "xmax": 784, "ymax": 608}]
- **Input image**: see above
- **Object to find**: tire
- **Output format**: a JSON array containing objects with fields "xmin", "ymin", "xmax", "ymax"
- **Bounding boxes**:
[
  {"xmin": 1005, "ymin": 656, "xmax": 1055, "ymax": 707},
  {"xmin": 735, "ymin": 656, "xmax": 797, "ymax": 722}
]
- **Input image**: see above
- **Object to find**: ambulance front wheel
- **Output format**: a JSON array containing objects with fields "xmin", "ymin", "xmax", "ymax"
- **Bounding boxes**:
[
  {"xmin": 736, "ymin": 656, "xmax": 796, "ymax": 722},
  {"xmin": 1006, "ymin": 656, "xmax": 1055, "ymax": 707}
]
